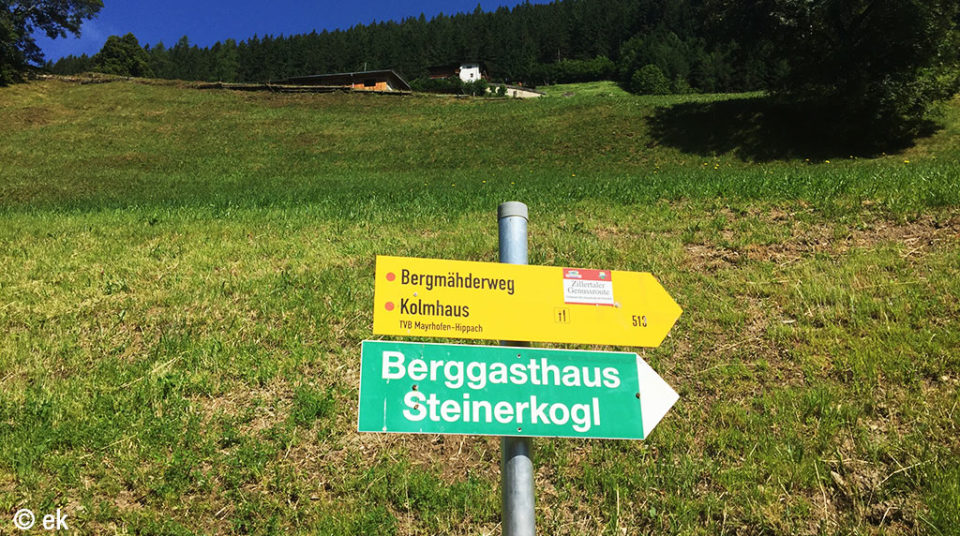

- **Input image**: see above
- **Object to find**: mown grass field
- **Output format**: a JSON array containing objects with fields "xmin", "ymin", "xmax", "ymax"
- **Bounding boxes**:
[{"xmin": 1, "ymin": 78, "xmax": 958, "ymax": 535}]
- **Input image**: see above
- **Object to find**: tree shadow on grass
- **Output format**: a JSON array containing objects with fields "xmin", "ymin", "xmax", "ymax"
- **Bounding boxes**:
[{"xmin": 648, "ymin": 95, "xmax": 940, "ymax": 162}]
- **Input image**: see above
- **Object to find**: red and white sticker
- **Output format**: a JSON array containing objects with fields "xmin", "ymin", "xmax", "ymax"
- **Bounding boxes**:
[{"xmin": 562, "ymin": 268, "xmax": 615, "ymax": 306}]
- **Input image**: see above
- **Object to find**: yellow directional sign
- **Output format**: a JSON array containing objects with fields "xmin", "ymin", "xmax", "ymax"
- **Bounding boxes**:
[{"xmin": 373, "ymin": 255, "xmax": 682, "ymax": 347}]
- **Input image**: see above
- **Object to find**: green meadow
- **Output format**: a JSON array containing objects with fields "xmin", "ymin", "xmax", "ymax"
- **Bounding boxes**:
[{"xmin": 1, "ymin": 79, "xmax": 958, "ymax": 535}]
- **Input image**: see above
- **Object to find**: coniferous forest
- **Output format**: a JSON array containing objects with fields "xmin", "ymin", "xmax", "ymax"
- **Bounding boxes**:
[{"xmin": 45, "ymin": 0, "xmax": 760, "ymax": 93}]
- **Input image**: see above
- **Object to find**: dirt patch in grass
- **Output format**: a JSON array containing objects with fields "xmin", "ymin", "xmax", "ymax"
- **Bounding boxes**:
[
  {"xmin": 0, "ymin": 470, "xmax": 15, "ymax": 498},
  {"xmin": 333, "ymin": 433, "xmax": 501, "ymax": 483},
  {"xmin": 188, "ymin": 380, "xmax": 293, "ymax": 436},
  {"xmin": 5, "ymin": 106, "xmax": 58, "ymax": 128},
  {"xmin": 821, "ymin": 451, "xmax": 925, "ymax": 533},
  {"xmin": 112, "ymin": 488, "xmax": 147, "ymax": 513},
  {"xmin": 684, "ymin": 243, "xmax": 745, "ymax": 272},
  {"xmin": 683, "ymin": 211, "xmax": 960, "ymax": 272}
]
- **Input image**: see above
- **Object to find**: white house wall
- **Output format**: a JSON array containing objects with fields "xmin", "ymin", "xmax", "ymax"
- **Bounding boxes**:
[{"xmin": 459, "ymin": 64, "xmax": 482, "ymax": 82}]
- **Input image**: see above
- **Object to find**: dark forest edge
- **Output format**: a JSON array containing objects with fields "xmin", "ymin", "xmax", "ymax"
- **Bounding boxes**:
[
  {"xmin": 43, "ymin": 1, "xmax": 749, "ymax": 93},
  {"xmin": 7, "ymin": 0, "xmax": 960, "ymax": 143}
]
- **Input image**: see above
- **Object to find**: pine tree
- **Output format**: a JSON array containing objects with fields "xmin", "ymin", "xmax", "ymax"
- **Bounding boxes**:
[{"xmin": 93, "ymin": 33, "xmax": 153, "ymax": 77}]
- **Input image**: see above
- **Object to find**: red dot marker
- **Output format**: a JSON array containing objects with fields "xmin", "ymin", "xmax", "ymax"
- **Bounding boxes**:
[
  {"xmin": 386, "ymin": 272, "xmax": 395, "ymax": 281},
  {"xmin": 385, "ymin": 302, "xmax": 394, "ymax": 311}
]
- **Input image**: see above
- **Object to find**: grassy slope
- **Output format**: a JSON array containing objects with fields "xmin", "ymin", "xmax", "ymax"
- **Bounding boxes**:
[{"xmin": 0, "ymin": 79, "xmax": 958, "ymax": 535}]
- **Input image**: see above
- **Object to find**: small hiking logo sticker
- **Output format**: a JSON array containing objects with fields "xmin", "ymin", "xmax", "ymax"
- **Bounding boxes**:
[{"xmin": 563, "ymin": 269, "xmax": 615, "ymax": 306}]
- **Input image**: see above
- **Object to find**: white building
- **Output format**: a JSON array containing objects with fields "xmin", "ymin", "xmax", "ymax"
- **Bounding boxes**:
[
  {"xmin": 428, "ymin": 62, "xmax": 489, "ymax": 82},
  {"xmin": 458, "ymin": 63, "xmax": 483, "ymax": 82}
]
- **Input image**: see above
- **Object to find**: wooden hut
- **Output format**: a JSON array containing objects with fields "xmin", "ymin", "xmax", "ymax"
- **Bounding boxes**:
[{"xmin": 284, "ymin": 70, "xmax": 411, "ymax": 92}]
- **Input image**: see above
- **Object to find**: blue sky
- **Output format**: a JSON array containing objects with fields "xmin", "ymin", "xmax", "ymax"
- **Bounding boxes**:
[{"xmin": 36, "ymin": 0, "xmax": 548, "ymax": 62}]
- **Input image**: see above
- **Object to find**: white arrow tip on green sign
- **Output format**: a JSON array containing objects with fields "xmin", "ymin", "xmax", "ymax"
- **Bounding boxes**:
[{"xmin": 636, "ymin": 356, "xmax": 678, "ymax": 438}]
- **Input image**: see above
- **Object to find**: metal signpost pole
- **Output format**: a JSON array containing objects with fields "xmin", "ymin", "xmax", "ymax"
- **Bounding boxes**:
[{"xmin": 497, "ymin": 201, "xmax": 535, "ymax": 536}]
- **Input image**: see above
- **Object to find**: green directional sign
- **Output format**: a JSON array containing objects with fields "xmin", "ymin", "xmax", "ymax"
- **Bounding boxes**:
[{"xmin": 358, "ymin": 340, "xmax": 678, "ymax": 440}]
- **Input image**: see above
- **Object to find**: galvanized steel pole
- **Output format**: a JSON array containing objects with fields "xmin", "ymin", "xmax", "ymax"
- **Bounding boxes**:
[{"xmin": 497, "ymin": 201, "xmax": 535, "ymax": 536}]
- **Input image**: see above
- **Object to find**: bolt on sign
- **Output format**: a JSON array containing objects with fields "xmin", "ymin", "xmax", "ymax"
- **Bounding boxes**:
[
  {"xmin": 358, "ymin": 341, "xmax": 678, "ymax": 440},
  {"xmin": 373, "ymin": 255, "xmax": 682, "ymax": 348}
]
